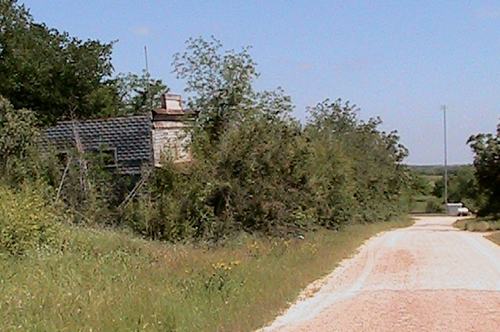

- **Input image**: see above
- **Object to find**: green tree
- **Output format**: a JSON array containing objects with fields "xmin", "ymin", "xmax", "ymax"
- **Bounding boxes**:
[
  {"xmin": 0, "ymin": 96, "xmax": 37, "ymax": 169},
  {"xmin": 0, "ymin": 0, "xmax": 118, "ymax": 123},
  {"xmin": 431, "ymin": 166, "xmax": 478, "ymax": 209},
  {"xmin": 305, "ymin": 99, "xmax": 410, "ymax": 224},
  {"xmin": 0, "ymin": 96, "xmax": 38, "ymax": 179},
  {"xmin": 0, "ymin": 95, "xmax": 61, "ymax": 187},
  {"xmin": 468, "ymin": 122, "xmax": 500, "ymax": 215},
  {"xmin": 114, "ymin": 70, "xmax": 168, "ymax": 115},
  {"xmin": 173, "ymin": 36, "xmax": 258, "ymax": 142},
  {"xmin": 410, "ymin": 173, "xmax": 433, "ymax": 196}
]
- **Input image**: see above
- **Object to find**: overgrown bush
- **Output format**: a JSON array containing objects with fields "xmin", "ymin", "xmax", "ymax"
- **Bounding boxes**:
[
  {"xmin": 122, "ymin": 163, "xmax": 199, "ymax": 241},
  {"xmin": 56, "ymin": 149, "xmax": 134, "ymax": 226},
  {"xmin": 121, "ymin": 38, "xmax": 413, "ymax": 242},
  {"xmin": 425, "ymin": 197, "xmax": 443, "ymax": 213},
  {"xmin": 2, "ymin": 36, "xmax": 415, "ymax": 245},
  {"xmin": 125, "ymin": 113, "xmax": 312, "ymax": 241},
  {"xmin": 305, "ymin": 100, "xmax": 410, "ymax": 226},
  {"xmin": 468, "ymin": 122, "xmax": 500, "ymax": 216},
  {"xmin": 0, "ymin": 184, "xmax": 65, "ymax": 255}
]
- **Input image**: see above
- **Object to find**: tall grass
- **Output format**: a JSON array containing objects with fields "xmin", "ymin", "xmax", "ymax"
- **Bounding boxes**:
[{"xmin": 0, "ymin": 217, "xmax": 412, "ymax": 331}]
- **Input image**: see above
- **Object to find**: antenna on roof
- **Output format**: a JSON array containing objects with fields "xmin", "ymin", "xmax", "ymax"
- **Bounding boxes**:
[
  {"xmin": 144, "ymin": 45, "xmax": 153, "ymax": 112},
  {"xmin": 144, "ymin": 45, "xmax": 149, "ymax": 74}
]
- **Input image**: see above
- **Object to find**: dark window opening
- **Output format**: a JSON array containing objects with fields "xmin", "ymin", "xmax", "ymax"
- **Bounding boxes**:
[
  {"xmin": 88, "ymin": 147, "xmax": 118, "ymax": 169},
  {"xmin": 56, "ymin": 151, "xmax": 70, "ymax": 166},
  {"xmin": 99, "ymin": 148, "xmax": 118, "ymax": 168}
]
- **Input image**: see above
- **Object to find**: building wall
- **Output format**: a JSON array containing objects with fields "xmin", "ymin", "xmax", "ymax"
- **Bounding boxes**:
[{"xmin": 152, "ymin": 120, "xmax": 191, "ymax": 166}]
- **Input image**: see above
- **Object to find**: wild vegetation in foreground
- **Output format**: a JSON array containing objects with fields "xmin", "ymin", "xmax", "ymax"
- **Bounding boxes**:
[{"xmin": 0, "ymin": 217, "xmax": 412, "ymax": 332}]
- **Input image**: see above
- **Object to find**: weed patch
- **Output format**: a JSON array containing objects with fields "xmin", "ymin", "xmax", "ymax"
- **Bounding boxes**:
[
  {"xmin": 0, "ymin": 184, "xmax": 65, "ymax": 255},
  {"xmin": 0, "ymin": 217, "xmax": 412, "ymax": 331}
]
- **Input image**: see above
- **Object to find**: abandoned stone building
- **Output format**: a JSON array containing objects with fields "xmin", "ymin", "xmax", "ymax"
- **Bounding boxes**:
[{"xmin": 43, "ymin": 94, "xmax": 196, "ymax": 174}]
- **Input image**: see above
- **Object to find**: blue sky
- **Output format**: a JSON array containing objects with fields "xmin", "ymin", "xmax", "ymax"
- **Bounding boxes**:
[{"xmin": 22, "ymin": 0, "xmax": 500, "ymax": 164}]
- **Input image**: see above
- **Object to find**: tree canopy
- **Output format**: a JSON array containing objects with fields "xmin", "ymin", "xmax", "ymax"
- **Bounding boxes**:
[
  {"xmin": 0, "ymin": 0, "xmax": 167, "ymax": 123},
  {"xmin": 468, "ymin": 122, "xmax": 500, "ymax": 216}
]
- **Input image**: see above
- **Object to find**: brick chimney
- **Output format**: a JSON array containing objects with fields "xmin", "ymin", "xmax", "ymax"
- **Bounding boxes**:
[{"xmin": 160, "ymin": 93, "xmax": 183, "ymax": 112}]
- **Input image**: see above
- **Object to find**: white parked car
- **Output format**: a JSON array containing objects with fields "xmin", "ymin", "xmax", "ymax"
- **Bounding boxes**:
[
  {"xmin": 446, "ymin": 203, "xmax": 470, "ymax": 216},
  {"xmin": 457, "ymin": 207, "xmax": 469, "ymax": 216}
]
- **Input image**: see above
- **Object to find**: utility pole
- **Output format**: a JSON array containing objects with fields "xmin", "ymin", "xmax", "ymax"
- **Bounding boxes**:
[{"xmin": 442, "ymin": 105, "xmax": 448, "ymax": 205}]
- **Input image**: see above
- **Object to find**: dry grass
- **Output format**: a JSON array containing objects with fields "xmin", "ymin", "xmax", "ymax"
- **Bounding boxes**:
[
  {"xmin": 453, "ymin": 217, "xmax": 500, "ymax": 232},
  {"xmin": 0, "ymin": 217, "xmax": 413, "ymax": 332},
  {"xmin": 485, "ymin": 232, "xmax": 500, "ymax": 246}
]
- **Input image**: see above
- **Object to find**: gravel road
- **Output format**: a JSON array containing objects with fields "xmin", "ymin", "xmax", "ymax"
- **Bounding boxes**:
[{"xmin": 262, "ymin": 216, "xmax": 500, "ymax": 332}]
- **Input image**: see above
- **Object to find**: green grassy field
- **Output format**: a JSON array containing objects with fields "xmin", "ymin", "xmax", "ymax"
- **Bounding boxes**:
[{"xmin": 0, "ymin": 218, "xmax": 413, "ymax": 331}]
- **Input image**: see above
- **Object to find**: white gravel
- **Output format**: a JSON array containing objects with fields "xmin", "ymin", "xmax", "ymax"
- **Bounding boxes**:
[{"xmin": 260, "ymin": 216, "xmax": 500, "ymax": 332}]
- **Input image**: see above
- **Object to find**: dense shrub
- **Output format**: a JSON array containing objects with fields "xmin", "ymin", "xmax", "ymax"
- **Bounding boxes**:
[
  {"xmin": 425, "ymin": 197, "xmax": 443, "ymax": 213},
  {"xmin": 468, "ymin": 122, "xmax": 500, "ymax": 216},
  {"xmin": 1, "ymin": 36, "xmax": 415, "ymax": 244},
  {"xmin": 124, "ymin": 115, "xmax": 311, "ymax": 241},
  {"xmin": 305, "ymin": 100, "xmax": 410, "ymax": 226},
  {"xmin": 121, "ymin": 38, "xmax": 413, "ymax": 242},
  {"xmin": 122, "ymin": 98, "xmax": 412, "ymax": 242},
  {"xmin": 56, "ymin": 149, "xmax": 134, "ymax": 226},
  {"xmin": 122, "ymin": 163, "xmax": 200, "ymax": 241},
  {"xmin": 0, "ymin": 184, "xmax": 65, "ymax": 255}
]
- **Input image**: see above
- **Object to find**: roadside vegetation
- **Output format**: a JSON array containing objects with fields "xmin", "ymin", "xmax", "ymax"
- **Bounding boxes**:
[
  {"xmin": 453, "ymin": 217, "xmax": 500, "ymax": 247},
  {"xmin": 453, "ymin": 122, "xmax": 500, "ymax": 239},
  {"xmin": 0, "ymin": 217, "xmax": 412, "ymax": 331},
  {"xmin": 485, "ymin": 232, "xmax": 500, "ymax": 246},
  {"xmin": 453, "ymin": 217, "xmax": 500, "ymax": 232}
]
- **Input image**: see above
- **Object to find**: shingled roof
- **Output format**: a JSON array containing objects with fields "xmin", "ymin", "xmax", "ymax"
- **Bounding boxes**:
[{"xmin": 43, "ymin": 115, "xmax": 153, "ymax": 174}]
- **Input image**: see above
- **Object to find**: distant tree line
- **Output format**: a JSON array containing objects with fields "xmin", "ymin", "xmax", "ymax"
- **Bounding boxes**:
[{"xmin": 409, "ymin": 127, "xmax": 499, "ymax": 217}]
